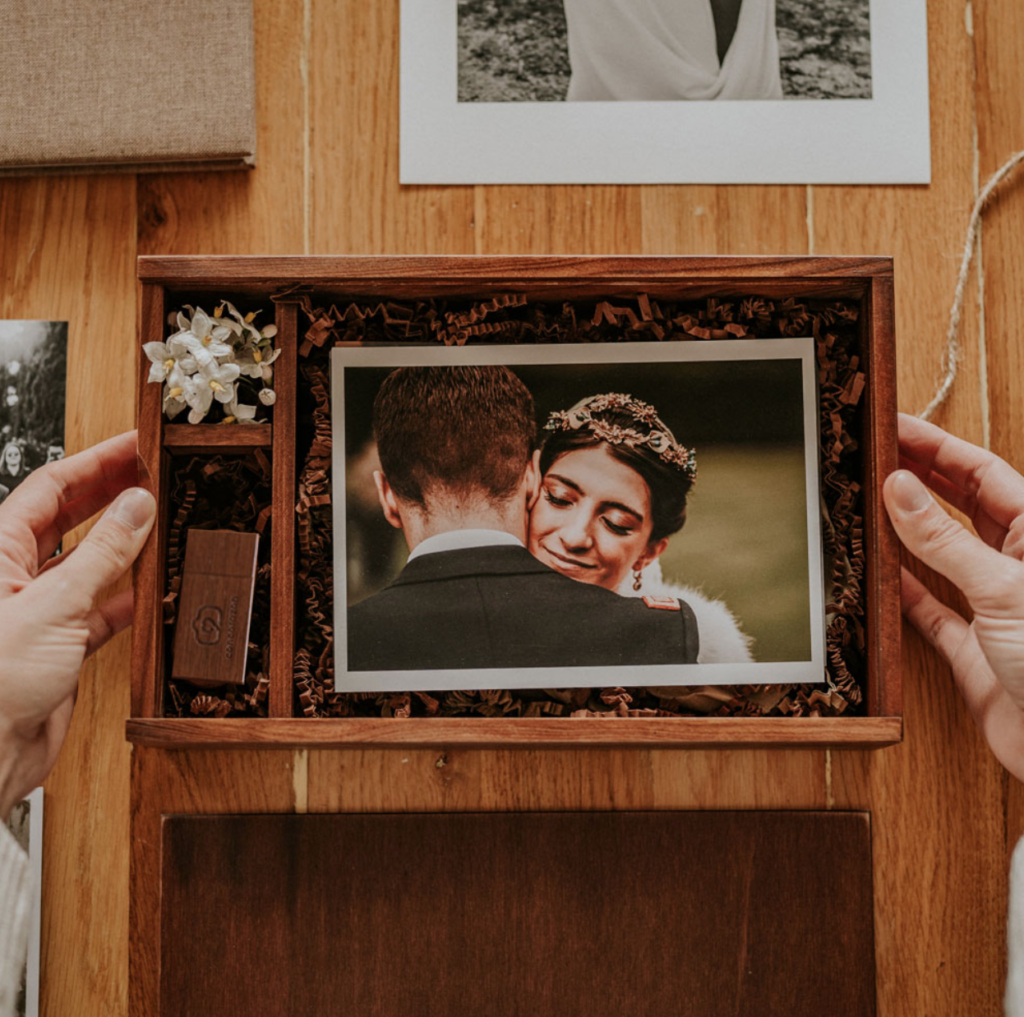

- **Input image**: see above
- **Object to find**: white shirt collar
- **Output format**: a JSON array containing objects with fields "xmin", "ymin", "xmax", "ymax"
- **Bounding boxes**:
[{"xmin": 406, "ymin": 528, "xmax": 525, "ymax": 562}]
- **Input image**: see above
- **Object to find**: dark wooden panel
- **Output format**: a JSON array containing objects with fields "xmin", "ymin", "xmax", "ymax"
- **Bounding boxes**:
[
  {"xmin": 163, "ymin": 423, "xmax": 272, "ymax": 453},
  {"xmin": 161, "ymin": 811, "xmax": 875, "ymax": 1017},
  {"xmin": 269, "ymin": 301, "xmax": 298, "ymax": 718},
  {"xmin": 863, "ymin": 275, "xmax": 901, "ymax": 719},
  {"xmin": 133, "ymin": 282, "xmax": 168, "ymax": 718}
]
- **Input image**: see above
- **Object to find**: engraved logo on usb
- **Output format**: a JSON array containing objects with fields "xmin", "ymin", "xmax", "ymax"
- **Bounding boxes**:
[{"xmin": 192, "ymin": 606, "xmax": 223, "ymax": 646}]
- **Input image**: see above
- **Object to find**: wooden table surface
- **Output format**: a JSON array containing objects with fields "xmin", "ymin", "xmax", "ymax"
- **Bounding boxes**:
[{"xmin": 1, "ymin": 0, "xmax": 1021, "ymax": 1013}]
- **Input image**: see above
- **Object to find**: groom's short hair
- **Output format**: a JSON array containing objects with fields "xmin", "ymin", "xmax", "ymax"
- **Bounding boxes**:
[{"xmin": 373, "ymin": 366, "xmax": 535, "ymax": 506}]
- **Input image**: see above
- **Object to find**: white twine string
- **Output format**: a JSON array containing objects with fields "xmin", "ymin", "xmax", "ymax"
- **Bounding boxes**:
[{"xmin": 920, "ymin": 148, "xmax": 1024, "ymax": 420}]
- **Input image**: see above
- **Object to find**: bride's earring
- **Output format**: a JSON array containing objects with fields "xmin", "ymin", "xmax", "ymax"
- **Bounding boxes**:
[{"xmin": 632, "ymin": 568, "xmax": 643, "ymax": 592}]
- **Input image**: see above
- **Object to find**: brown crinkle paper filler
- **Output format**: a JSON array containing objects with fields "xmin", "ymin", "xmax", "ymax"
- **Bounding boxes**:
[
  {"xmin": 163, "ymin": 454, "xmax": 273, "ymax": 717},
  {"xmin": 290, "ymin": 292, "xmax": 866, "ymax": 720}
]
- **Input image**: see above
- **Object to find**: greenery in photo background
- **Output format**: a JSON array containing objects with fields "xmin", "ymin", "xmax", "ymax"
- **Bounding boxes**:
[
  {"xmin": 667, "ymin": 445, "xmax": 810, "ymax": 663},
  {"xmin": 344, "ymin": 356, "xmax": 814, "ymax": 663},
  {"xmin": 458, "ymin": 0, "xmax": 872, "ymax": 102}
]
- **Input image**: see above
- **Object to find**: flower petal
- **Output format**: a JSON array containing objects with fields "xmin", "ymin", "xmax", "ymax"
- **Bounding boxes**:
[
  {"xmin": 143, "ymin": 341, "xmax": 171, "ymax": 364},
  {"xmin": 191, "ymin": 308, "xmax": 212, "ymax": 338}
]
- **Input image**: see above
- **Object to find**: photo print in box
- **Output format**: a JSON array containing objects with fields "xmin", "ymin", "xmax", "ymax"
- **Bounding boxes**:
[{"xmin": 331, "ymin": 340, "xmax": 825, "ymax": 693}]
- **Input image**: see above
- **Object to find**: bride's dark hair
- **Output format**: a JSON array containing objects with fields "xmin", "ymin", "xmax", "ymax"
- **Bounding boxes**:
[{"xmin": 538, "ymin": 394, "xmax": 695, "ymax": 542}]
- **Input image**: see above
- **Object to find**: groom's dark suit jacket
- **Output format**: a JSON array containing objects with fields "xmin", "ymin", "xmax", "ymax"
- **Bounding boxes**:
[{"xmin": 347, "ymin": 544, "xmax": 699, "ymax": 672}]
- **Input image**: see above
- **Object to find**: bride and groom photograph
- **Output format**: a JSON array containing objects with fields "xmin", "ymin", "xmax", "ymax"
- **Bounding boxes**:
[{"xmin": 332, "ymin": 342, "xmax": 825, "ymax": 693}]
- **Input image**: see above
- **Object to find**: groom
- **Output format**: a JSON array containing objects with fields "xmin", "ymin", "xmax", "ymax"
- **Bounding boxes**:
[{"xmin": 346, "ymin": 366, "xmax": 699, "ymax": 672}]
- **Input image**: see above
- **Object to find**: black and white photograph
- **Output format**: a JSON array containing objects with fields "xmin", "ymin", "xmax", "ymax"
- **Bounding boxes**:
[
  {"xmin": 5, "ymin": 788, "xmax": 42, "ymax": 1017},
  {"xmin": 332, "ymin": 341, "xmax": 825, "ymax": 693},
  {"xmin": 400, "ymin": 0, "xmax": 929, "ymax": 183},
  {"xmin": 458, "ymin": 0, "xmax": 872, "ymax": 103},
  {"xmin": 0, "ymin": 322, "xmax": 68, "ymax": 506}
]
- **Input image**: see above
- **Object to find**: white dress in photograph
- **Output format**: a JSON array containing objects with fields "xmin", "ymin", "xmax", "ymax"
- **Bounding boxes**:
[
  {"xmin": 563, "ymin": 0, "xmax": 783, "ymax": 101},
  {"xmin": 617, "ymin": 560, "xmax": 754, "ymax": 664}
]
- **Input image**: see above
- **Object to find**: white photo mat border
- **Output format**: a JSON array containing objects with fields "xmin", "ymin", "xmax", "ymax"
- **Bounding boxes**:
[
  {"xmin": 400, "ymin": 0, "xmax": 930, "ymax": 185},
  {"xmin": 331, "ymin": 339, "xmax": 826, "ymax": 693}
]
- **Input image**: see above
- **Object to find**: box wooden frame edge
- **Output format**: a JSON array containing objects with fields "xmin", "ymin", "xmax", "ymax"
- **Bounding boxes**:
[{"xmin": 130, "ymin": 254, "xmax": 902, "ymax": 749}]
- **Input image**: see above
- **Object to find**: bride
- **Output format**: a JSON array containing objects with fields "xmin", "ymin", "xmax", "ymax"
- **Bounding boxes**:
[
  {"xmin": 562, "ymin": 0, "xmax": 783, "ymax": 101},
  {"xmin": 527, "ymin": 393, "xmax": 753, "ymax": 664}
]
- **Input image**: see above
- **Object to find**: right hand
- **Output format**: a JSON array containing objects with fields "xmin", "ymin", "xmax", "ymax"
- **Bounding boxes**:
[{"xmin": 884, "ymin": 413, "xmax": 1024, "ymax": 780}]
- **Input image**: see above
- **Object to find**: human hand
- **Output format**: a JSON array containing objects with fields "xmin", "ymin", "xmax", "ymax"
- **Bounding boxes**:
[
  {"xmin": 884, "ymin": 412, "xmax": 1024, "ymax": 780},
  {"xmin": 0, "ymin": 431, "xmax": 155, "ymax": 818}
]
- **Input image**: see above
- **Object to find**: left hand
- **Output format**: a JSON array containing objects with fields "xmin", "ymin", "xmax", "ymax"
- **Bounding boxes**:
[{"xmin": 0, "ymin": 432, "xmax": 155, "ymax": 817}]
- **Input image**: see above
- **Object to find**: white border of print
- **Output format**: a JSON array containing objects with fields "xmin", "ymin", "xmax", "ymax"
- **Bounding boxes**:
[
  {"xmin": 331, "ymin": 339, "xmax": 826, "ymax": 693},
  {"xmin": 400, "ymin": 0, "xmax": 929, "ymax": 185}
]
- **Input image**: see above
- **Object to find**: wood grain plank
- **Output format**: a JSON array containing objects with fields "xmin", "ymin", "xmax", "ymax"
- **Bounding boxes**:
[
  {"xmin": 636, "ymin": 162, "xmax": 830, "ymax": 862},
  {"xmin": 0, "ymin": 174, "xmax": 138, "ymax": 1017},
  {"xmin": 308, "ymin": 747, "xmax": 827, "ymax": 814},
  {"xmin": 136, "ymin": 0, "xmax": 304, "ymax": 255},
  {"xmin": 641, "ymin": 185, "xmax": 808, "ymax": 255},
  {"xmin": 309, "ymin": 0, "xmax": 475, "ymax": 254},
  {"xmin": 128, "ymin": 0, "xmax": 308, "ymax": 1013},
  {"xmin": 137, "ymin": 253, "xmax": 895, "ymax": 283},
  {"xmin": 130, "ymin": 749, "xmax": 297, "ymax": 1017},
  {"xmin": 817, "ymin": 1, "xmax": 1010, "ymax": 1011},
  {"xmin": 128, "ymin": 716, "xmax": 900, "ymax": 750},
  {"xmin": 269, "ymin": 301, "xmax": 297, "ymax": 717},
  {"xmin": 163, "ymin": 423, "xmax": 272, "ymax": 452},
  {"xmin": 972, "ymin": 0, "xmax": 1024, "ymax": 866},
  {"xmin": 473, "ymin": 186, "xmax": 643, "ymax": 255},
  {"xmin": 862, "ymin": 276, "xmax": 902, "ymax": 720},
  {"xmin": 134, "ymin": 284, "xmax": 167, "ymax": 718}
]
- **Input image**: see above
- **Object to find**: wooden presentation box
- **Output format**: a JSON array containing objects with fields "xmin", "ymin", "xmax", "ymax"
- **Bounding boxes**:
[{"xmin": 127, "ymin": 255, "xmax": 901, "ymax": 751}]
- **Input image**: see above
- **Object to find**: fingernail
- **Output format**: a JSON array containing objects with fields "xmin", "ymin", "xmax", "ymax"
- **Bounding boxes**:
[
  {"xmin": 890, "ymin": 470, "xmax": 933, "ymax": 513},
  {"xmin": 111, "ymin": 487, "xmax": 156, "ymax": 530}
]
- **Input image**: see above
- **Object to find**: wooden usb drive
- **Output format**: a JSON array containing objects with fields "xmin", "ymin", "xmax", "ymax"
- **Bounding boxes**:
[{"xmin": 172, "ymin": 529, "xmax": 259, "ymax": 687}]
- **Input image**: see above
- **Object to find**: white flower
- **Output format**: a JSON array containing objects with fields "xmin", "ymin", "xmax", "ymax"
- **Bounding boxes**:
[
  {"xmin": 223, "ymin": 396, "xmax": 259, "ymax": 424},
  {"xmin": 163, "ymin": 373, "xmax": 197, "ymax": 420},
  {"xmin": 168, "ymin": 307, "xmax": 236, "ymax": 365},
  {"xmin": 220, "ymin": 301, "xmax": 266, "ymax": 346},
  {"xmin": 236, "ymin": 343, "xmax": 281, "ymax": 379},
  {"xmin": 258, "ymin": 388, "xmax": 277, "ymax": 406},
  {"xmin": 148, "ymin": 302, "xmax": 277, "ymax": 422},
  {"xmin": 186, "ymin": 360, "xmax": 241, "ymax": 423},
  {"xmin": 143, "ymin": 341, "xmax": 197, "ymax": 384},
  {"xmin": 210, "ymin": 303, "xmax": 244, "ymax": 338}
]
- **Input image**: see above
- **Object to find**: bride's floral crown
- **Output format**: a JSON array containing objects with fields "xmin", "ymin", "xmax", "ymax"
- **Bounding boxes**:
[{"xmin": 543, "ymin": 393, "xmax": 697, "ymax": 482}]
